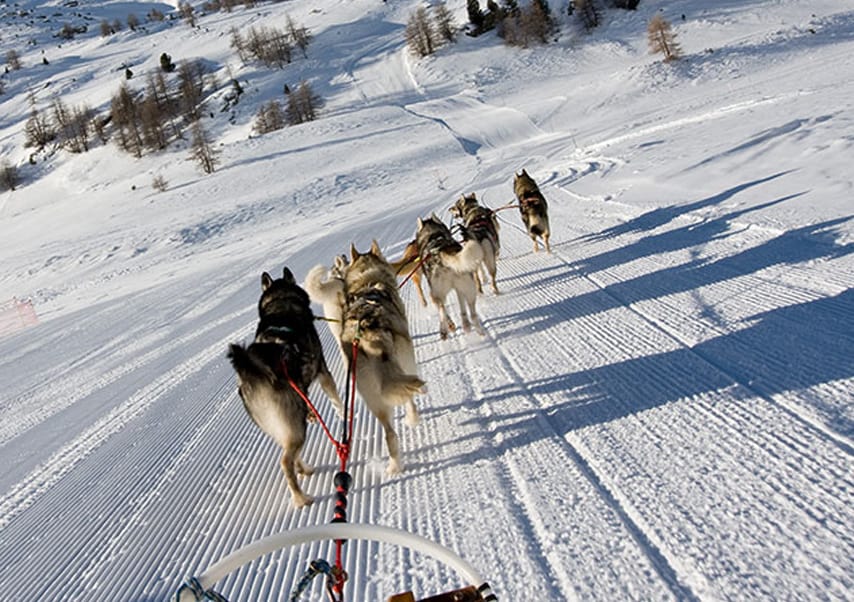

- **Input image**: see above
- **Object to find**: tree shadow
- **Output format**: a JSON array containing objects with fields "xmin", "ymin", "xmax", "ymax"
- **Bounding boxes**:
[
  {"xmin": 407, "ymin": 287, "xmax": 853, "ymax": 488},
  {"xmin": 580, "ymin": 172, "xmax": 791, "ymax": 244},
  {"xmin": 492, "ymin": 215, "xmax": 852, "ymax": 339}
]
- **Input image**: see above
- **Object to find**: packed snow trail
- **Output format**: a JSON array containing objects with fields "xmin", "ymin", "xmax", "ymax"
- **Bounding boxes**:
[{"xmin": 1, "ymin": 185, "xmax": 851, "ymax": 601}]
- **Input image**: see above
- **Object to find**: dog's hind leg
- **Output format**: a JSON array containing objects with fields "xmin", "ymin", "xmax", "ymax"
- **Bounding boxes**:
[
  {"xmin": 377, "ymin": 408, "xmax": 403, "ymax": 475},
  {"xmin": 543, "ymin": 232, "xmax": 551, "ymax": 253},
  {"xmin": 454, "ymin": 289, "xmax": 472, "ymax": 333},
  {"xmin": 435, "ymin": 300, "xmax": 454, "ymax": 339},
  {"xmin": 317, "ymin": 360, "xmax": 345, "ymax": 419},
  {"xmin": 455, "ymin": 275, "xmax": 481, "ymax": 333},
  {"xmin": 485, "ymin": 247, "xmax": 499, "ymax": 294},
  {"xmin": 280, "ymin": 441, "xmax": 313, "ymax": 508},
  {"xmin": 395, "ymin": 337, "xmax": 422, "ymax": 427}
]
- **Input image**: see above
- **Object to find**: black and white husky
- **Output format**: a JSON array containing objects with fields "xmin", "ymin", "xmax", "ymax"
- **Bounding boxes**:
[
  {"xmin": 415, "ymin": 213, "xmax": 485, "ymax": 339},
  {"xmin": 450, "ymin": 192, "xmax": 501, "ymax": 295},
  {"xmin": 228, "ymin": 267, "xmax": 343, "ymax": 508}
]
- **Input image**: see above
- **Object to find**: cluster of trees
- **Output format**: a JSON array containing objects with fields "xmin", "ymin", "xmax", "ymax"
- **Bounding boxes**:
[
  {"xmin": 230, "ymin": 17, "xmax": 311, "ymax": 68},
  {"xmin": 22, "ymin": 54, "xmax": 218, "ymax": 175},
  {"xmin": 7, "ymin": 0, "xmax": 684, "ymax": 190},
  {"xmin": 99, "ymin": 13, "xmax": 140, "ymax": 37},
  {"xmin": 405, "ymin": 2, "xmax": 456, "ymax": 58},
  {"xmin": 463, "ymin": 0, "xmax": 679, "ymax": 61},
  {"xmin": 466, "ymin": 0, "xmax": 554, "ymax": 46},
  {"xmin": 253, "ymin": 80, "xmax": 322, "ymax": 135},
  {"xmin": 110, "ymin": 59, "xmax": 212, "ymax": 158},
  {"xmin": 24, "ymin": 93, "xmax": 96, "ymax": 154},
  {"xmin": 6, "ymin": 2, "xmax": 326, "ymax": 185}
]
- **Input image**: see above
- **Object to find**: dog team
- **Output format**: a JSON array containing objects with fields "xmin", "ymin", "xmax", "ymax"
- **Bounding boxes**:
[{"xmin": 228, "ymin": 170, "xmax": 551, "ymax": 507}]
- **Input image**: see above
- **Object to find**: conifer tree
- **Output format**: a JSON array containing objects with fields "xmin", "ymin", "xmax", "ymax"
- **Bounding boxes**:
[
  {"xmin": 648, "ymin": 14, "xmax": 681, "ymax": 61},
  {"xmin": 189, "ymin": 120, "xmax": 219, "ymax": 173},
  {"xmin": 406, "ymin": 7, "xmax": 436, "ymax": 57},
  {"xmin": 433, "ymin": 1, "xmax": 457, "ymax": 43}
]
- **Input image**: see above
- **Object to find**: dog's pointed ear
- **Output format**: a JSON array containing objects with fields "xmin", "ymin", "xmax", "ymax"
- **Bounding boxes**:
[
  {"xmin": 350, "ymin": 243, "xmax": 359, "ymax": 262},
  {"xmin": 334, "ymin": 254, "xmax": 347, "ymax": 270},
  {"xmin": 261, "ymin": 272, "xmax": 274, "ymax": 291},
  {"xmin": 282, "ymin": 267, "xmax": 296, "ymax": 284},
  {"xmin": 417, "ymin": 217, "xmax": 424, "ymax": 230},
  {"xmin": 370, "ymin": 239, "xmax": 384, "ymax": 258}
]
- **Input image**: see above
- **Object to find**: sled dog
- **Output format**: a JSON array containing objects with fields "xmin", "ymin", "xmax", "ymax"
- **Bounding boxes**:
[
  {"xmin": 228, "ymin": 267, "xmax": 343, "ymax": 508},
  {"xmin": 303, "ymin": 254, "xmax": 349, "ymax": 344},
  {"xmin": 513, "ymin": 169, "xmax": 551, "ymax": 253},
  {"xmin": 450, "ymin": 192, "xmax": 501, "ymax": 294},
  {"xmin": 310, "ymin": 241, "xmax": 424, "ymax": 474},
  {"xmin": 389, "ymin": 239, "xmax": 428, "ymax": 307},
  {"xmin": 415, "ymin": 214, "xmax": 485, "ymax": 339}
]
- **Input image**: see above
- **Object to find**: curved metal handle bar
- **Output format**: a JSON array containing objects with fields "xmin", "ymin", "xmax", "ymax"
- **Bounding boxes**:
[{"xmin": 176, "ymin": 523, "xmax": 489, "ymax": 601}]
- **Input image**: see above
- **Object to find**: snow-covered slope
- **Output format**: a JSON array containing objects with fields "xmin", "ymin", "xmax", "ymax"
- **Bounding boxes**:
[{"xmin": 0, "ymin": 0, "xmax": 851, "ymax": 600}]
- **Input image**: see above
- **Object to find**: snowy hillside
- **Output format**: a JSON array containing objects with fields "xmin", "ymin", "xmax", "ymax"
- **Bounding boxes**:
[{"xmin": 0, "ymin": 0, "xmax": 852, "ymax": 600}]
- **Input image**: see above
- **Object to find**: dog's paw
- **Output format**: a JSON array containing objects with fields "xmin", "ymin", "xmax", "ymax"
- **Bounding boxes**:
[
  {"xmin": 292, "ymin": 493, "xmax": 314, "ymax": 508},
  {"xmin": 405, "ymin": 403, "xmax": 420, "ymax": 427},
  {"xmin": 386, "ymin": 459, "xmax": 404, "ymax": 476}
]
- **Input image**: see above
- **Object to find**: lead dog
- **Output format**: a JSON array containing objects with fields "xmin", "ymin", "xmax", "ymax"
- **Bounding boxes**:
[
  {"xmin": 228, "ymin": 267, "xmax": 343, "ymax": 508},
  {"xmin": 450, "ymin": 192, "xmax": 500, "ymax": 294},
  {"xmin": 415, "ymin": 214, "xmax": 485, "ymax": 339},
  {"xmin": 513, "ymin": 169, "xmax": 551, "ymax": 253},
  {"xmin": 308, "ymin": 241, "xmax": 424, "ymax": 474}
]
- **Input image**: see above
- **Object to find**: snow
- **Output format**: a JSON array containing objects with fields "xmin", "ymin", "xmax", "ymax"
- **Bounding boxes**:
[{"xmin": 0, "ymin": 0, "xmax": 852, "ymax": 600}]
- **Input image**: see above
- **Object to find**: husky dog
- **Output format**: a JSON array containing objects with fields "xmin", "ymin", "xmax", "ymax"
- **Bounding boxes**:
[
  {"xmin": 228, "ymin": 267, "xmax": 343, "ymax": 508},
  {"xmin": 415, "ymin": 214, "xmax": 485, "ymax": 339},
  {"xmin": 389, "ymin": 239, "xmax": 428, "ymax": 307},
  {"xmin": 311, "ymin": 241, "xmax": 424, "ymax": 474},
  {"xmin": 304, "ymin": 254, "xmax": 349, "ymax": 344},
  {"xmin": 513, "ymin": 169, "xmax": 551, "ymax": 253},
  {"xmin": 450, "ymin": 192, "xmax": 501, "ymax": 295}
]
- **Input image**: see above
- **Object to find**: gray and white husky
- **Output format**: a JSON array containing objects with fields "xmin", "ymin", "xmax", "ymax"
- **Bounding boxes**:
[
  {"xmin": 306, "ymin": 241, "xmax": 424, "ymax": 474},
  {"xmin": 415, "ymin": 213, "xmax": 485, "ymax": 339},
  {"xmin": 228, "ymin": 267, "xmax": 343, "ymax": 508},
  {"xmin": 450, "ymin": 192, "xmax": 501, "ymax": 295}
]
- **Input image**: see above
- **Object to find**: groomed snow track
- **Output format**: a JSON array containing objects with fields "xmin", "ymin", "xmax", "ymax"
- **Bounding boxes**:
[{"xmin": 1, "ymin": 187, "xmax": 851, "ymax": 601}]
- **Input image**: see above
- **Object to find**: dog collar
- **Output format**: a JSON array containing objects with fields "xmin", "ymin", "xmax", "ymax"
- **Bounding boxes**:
[{"xmin": 264, "ymin": 325, "xmax": 294, "ymax": 338}]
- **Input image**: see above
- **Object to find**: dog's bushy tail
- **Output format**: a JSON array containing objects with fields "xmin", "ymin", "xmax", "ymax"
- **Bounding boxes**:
[
  {"xmin": 355, "ymin": 354, "xmax": 426, "ymax": 406},
  {"xmin": 304, "ymin": 264, "xmax": 344, "ymax": 306},
  {"xmin": 228, "ymin": 343, "xmax": 277, "ymax": 386},
  {"xmin": 441, "ymin": 239, "xmax": 484, "ymax": 273},
  {"xmin": 381, "ymin": 367, "xmax": 426, "ymax": 405}
]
